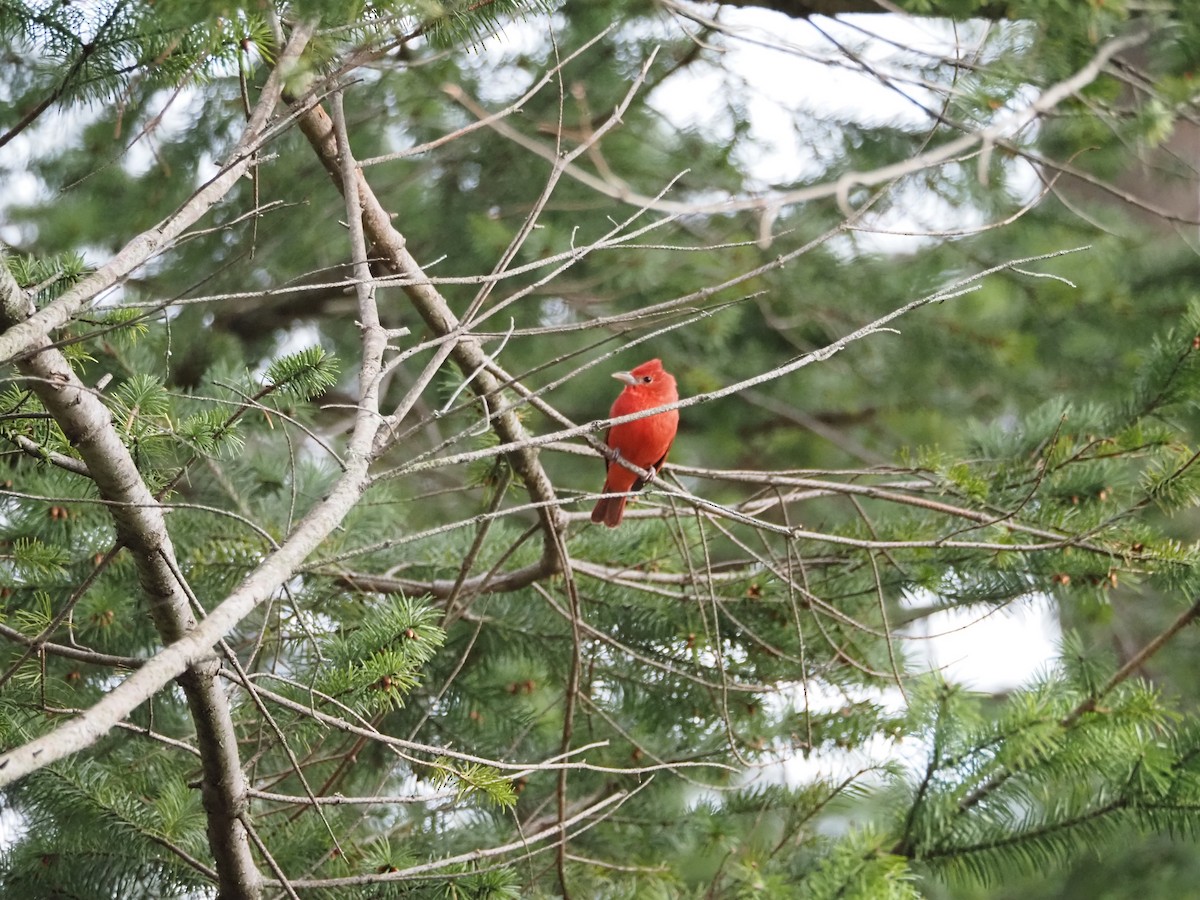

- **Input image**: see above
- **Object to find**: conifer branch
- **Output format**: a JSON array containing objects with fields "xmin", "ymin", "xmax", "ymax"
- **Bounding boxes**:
[
  {"xmin": 947, "ymin": 597, "xmax": 1200, "ymax": 827},
  {"xmin": 0, "ymin": 620, "xmax": 142, "ymax": 670},
  {"xmin": 0, "ymin": 24, "xmax": 388, "ymax": 844},
  {"xmin": 1063, "ymin": 596, "xmax": 1200, "ymax": 726},
  {"xmin": 0, "ymin": 21, "xmax": 314, "ymax": 367},
  {"xmin": 0, "ymin": 252, "xmax": 261, "ymax": 895},
  {"xmin": 233, "ymin": 675, "xmax": 737, "ymax": 778},
  {"xmin": 0, "ymin": 1, "xmax": 121, "ymax": 150},
  {"xmin": 4, "ymin": 430, "xmax": 91, "ymax": 476},
  {"xmin": 333, "ymin": 556, "xmax": 556, "ymax": 598},
  {"xmin": 283, "ymin": 784, "xmax": 640, "ymax": 889}
]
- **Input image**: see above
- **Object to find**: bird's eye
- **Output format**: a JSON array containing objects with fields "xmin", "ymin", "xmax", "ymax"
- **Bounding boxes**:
[{"xmin": 641, "ymin": 376, "xmax": 652, "ymax": 383}]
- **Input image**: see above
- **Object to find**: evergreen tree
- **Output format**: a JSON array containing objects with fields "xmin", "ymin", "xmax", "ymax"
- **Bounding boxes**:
[{"xmin": 2, "ymin": 1, "xmax": 1200, "ymax": 897}]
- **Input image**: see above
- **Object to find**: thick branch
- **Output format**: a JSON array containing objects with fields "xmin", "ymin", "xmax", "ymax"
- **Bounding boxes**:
[
  {"xmin": 0, "ymin": 255, "xmax": 261, "ymax": 898},
  {"xmin": 0, "ymin": 37, "xmax": 370, "ymax": 884}
]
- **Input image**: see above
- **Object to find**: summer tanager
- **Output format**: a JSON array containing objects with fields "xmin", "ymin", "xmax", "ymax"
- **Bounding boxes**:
[{"xmin": 590, "ymin": 358, "xmax": 680, "ymax": 528}]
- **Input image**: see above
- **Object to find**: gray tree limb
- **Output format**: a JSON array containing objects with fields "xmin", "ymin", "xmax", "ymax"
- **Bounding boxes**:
[
  {"xmin": 0, "ymin": 23, "xmax": 321, "ymax": 899},
  {"xmin": 0, "ymin": 255, "xmax": 262, "ymax": 898},
  {"xmin": 295, "ymin": 97, "xmax": 568, "ymax": 575}
]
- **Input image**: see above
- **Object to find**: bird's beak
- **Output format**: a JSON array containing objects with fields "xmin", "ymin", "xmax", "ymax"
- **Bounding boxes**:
[{"xmin": 612, "ymin": 371, "xmax": 638, "ymax": 386}]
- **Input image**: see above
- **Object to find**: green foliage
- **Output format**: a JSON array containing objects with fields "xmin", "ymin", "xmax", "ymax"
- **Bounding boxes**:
[
  {"xmin": 4, "ymin": 252, "xmax": 88, "ymax": 303},
  {"xmin": 175, "ymin": 406, "xmax": 246, "ymax": 458},
  {"xmin": 318, "ymin": 595, "xmax": 446, "ymax": 715},
  {"xmin": 883, "ymin": 663, "xmax": 1200, "ymax": 893},
  {"xmin": 800, "ymin": 830, "xmax": 920, "ymax": 900},
  {"xmin": 0, "ymin": 758, "xmax": 209, "ymax": 898},
  {"xmin": 430, "ymin": 756, "xmax": 519, "ymax": 808},
  {"xmin": 423, "ymin": 0, "xmax": 560, "ymax": 50},
  {"xmin": 265, "ymin": 345, "xmax": 341, "ymax": 400}
]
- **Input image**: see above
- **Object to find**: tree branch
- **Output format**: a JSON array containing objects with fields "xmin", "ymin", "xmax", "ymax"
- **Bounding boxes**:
[
  {"xmin": 0, "ymin": 255, "xmax": 261, "ymax": 896},
  {"xmin": 293, "ymin": 83, "xmax": 568, "ymax": 579},
  {"xmin": 0, "ymin": 22, "xmax": 315, "ymax": 367}
]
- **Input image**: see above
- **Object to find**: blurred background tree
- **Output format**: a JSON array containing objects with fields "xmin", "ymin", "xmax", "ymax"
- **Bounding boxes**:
[{"xmin": 4, "ymin": 0, "xmax": 1200, "ymax": 897}]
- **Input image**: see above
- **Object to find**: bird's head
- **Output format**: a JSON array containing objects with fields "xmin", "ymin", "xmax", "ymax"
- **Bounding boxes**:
[{"xmin": 613, "ymin": 358, "xmax": 669, "ymax": 388}]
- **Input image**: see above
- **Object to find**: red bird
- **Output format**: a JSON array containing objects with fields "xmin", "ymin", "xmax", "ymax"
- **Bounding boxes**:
[{"xmin": 591, "ymin": 358, "xmax": 680, "ymax": 528}]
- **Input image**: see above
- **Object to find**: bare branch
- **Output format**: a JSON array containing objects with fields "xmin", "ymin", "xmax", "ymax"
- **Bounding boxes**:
[
  {"xmin": 448, "ymin": 31, "xmax": 1145, "ymax": 219},
  {"xmin": 293, "ymin": 74, "xmax": 570, "ymax": 590}
]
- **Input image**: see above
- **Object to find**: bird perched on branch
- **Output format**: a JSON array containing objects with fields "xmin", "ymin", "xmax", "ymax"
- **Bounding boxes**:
[{"xmin": 591, "ymin": 358, "xmax": 679, "ymax": 528}]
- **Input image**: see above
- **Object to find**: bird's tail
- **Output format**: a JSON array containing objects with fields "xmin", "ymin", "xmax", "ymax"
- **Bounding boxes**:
[{"xmin": 590, "ymin": 494, "xmax": 626, "ymax": 528}]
